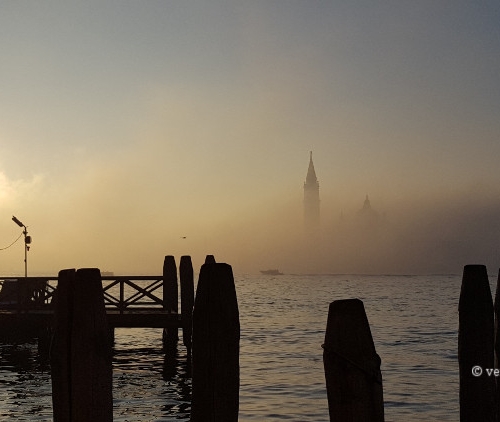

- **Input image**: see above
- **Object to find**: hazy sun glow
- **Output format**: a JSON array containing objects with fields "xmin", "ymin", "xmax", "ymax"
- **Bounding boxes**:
[{"xmin": 0, "ymin": 173, "xmax": 9, "ymax": 203}]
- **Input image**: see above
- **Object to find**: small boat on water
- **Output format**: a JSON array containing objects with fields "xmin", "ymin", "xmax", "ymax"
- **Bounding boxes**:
[{"xmin": 260, "ymin": 269, "xmax": 284, "ymax": 275}]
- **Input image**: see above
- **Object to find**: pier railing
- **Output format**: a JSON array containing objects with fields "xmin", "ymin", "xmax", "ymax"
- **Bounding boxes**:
[
  {"xmin": 0, "ymin": 276, "xmax": 169, "ymax": 314},
  {"xmin": 101, "ymin": 276, "xmax": 164, "ymax": 313}
]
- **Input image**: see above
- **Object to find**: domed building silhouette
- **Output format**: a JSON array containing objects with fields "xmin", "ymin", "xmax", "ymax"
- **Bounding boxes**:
[{"xmin": 356, "ymin": 195, "xmax": 381, "ymax": 231}]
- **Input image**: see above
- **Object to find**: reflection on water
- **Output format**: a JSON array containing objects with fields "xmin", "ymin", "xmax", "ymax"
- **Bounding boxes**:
[
  {"xmin": 0, "ymin": 342, "xmax": 52, "ymax": 421},
  {"xmin": 0, "ymin": 330, "xmax": 192, "ymax": 422},
  {"xmin": 0, "ymin": 274, "xmax": 464, "ymax": 421},
  {"xmin": 109, "ymin": 328, "xmax": 192, "ymax": 422}
]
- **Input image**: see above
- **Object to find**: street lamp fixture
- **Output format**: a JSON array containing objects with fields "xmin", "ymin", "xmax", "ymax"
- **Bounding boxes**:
[
  {"xmin": 12, "ymin": 216, "xmax": 24, "ymax": 228},
  {"xmin": 12, "ymin": 216, "xmax": 31, "ymax": 278}
]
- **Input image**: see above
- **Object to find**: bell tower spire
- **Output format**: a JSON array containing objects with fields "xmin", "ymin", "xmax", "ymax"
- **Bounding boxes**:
[{"xmin": 303, "ymin": 151, "xmax": 320, "ymax": 232}]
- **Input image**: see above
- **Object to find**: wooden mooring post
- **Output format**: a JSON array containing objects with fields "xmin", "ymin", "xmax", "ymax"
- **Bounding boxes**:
[
  {"xmin": 163, "ymin": 255, "xmax": 179, "ymax": 350},
  {"xmin": 459, "ymin": 264, "xmax": 495, "ymax": 422},
  {"xmin": 50, "ymin": 268, "xmax": 113, "ymax": 422},
  {"xmin": 180, "ymin": 255, "xmax": 194, "ymax": 357},
  {"xmin": 495, "ymin": 269, "xmax": 500, "ymax": 422},
  {"xmin": 322, "ymin": 298, "xmax": 384, "ymax": 422},
  {"xmin": 191, "ymin": 262, "xmax": 240, "ymax": 422},
  {"xmin": 205, "ymin": 254, "xmax": 216, "ymax": 264}
]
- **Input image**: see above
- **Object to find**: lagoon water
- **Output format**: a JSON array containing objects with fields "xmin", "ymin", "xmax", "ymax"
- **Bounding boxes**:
[{"xmin": 0, "ymin": 273, "xmax": 473, "ymax": 421}]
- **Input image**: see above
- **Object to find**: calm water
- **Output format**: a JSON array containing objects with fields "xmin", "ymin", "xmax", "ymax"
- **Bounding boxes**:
[{"xmin": 0, "ymin": 273, "xmax": 479, "ymax": 420}]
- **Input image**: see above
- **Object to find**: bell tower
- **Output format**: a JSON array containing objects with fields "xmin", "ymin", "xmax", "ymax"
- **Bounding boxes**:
[{"xmin": 303, "ymin": 151, "xmax": 320, "ymax": 232}]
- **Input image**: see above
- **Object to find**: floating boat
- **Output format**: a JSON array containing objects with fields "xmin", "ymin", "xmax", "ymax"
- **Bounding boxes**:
[{"xmin": 260, "ymin": 269, "xmax": 284, "ymax": 275}]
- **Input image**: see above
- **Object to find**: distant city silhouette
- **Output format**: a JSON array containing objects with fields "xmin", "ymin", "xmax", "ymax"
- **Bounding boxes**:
[{"xmin": 303, "ymin": 152, "xmax": 382, "ymax": 233}]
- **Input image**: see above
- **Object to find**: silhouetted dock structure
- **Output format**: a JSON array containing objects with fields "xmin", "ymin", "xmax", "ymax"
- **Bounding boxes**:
[
  {"xmin": 2, "ymin": 255, "xmax": 239, "ymax": 422},
  {"xmin": 0, "ymin": 255, "xmax": 199, "ymax": 354}
]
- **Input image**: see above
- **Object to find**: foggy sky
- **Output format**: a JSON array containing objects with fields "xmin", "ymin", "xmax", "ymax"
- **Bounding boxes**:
[{"xmin": 1, "ymin": 2, "xmax": 499, "ymax": 275}]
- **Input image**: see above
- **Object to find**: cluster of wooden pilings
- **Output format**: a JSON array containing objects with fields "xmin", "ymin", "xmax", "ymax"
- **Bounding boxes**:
[
  {"xmin": 49, "ymin": 255, "xmax": 240, "ymax": 422},
  {"xmin": 162, "ymin": 254, "xmax": 195, "ymax": 355}
]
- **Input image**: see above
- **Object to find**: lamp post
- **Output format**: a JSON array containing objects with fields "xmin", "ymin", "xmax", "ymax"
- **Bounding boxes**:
[{"xmin": 12, "ymin": 216, "xmax": 31, "ymax": 278}]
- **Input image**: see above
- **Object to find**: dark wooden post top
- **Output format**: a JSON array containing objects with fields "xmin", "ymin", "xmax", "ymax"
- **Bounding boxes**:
[
  {"xmin": 323, "ymin": 298, "xmax": 384, "ymax": 422},
  {"xmin": 459, "ymin": 265, "xmax": 495, "ymax": 422}
]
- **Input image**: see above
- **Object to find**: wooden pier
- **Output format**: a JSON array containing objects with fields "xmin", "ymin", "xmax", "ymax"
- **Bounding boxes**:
[
  {"xmin": 10, "ymin": 257, "xmax": 241, "ymax": 422},
  {"xmin": 0, "ymin": 255, "xmax": 195, "ymax": 352}
]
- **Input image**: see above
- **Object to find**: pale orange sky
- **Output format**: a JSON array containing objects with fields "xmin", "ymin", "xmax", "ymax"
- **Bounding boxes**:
[{"xmin": 1, "ymin": 2, "xmax": 499, "ymax": 275}]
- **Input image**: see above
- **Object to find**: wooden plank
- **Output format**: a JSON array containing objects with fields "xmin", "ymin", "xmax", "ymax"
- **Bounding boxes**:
[
  {"xmin": 323, "ymin": 298, "xmax": 384, "ymax": 422},
  {"xmin": 494, "ymin": 268, "xmax": 500, "ymax": 422},
  {"xmin": 0, "ymin": 309, "xmax": 181, "ymax": 329},
  {"xmin": 106, "ymin": 312, "xmax": 181, "ymax": 328},
  {"xmin": 102, "ymin": 275, "xmax": 163, "ymax": 280},
  {"xmin": 122, "ymin": 279, "xmax": 163, "ymax": 306},
  {"xmin": 163, "ymin": 257, "xmax": 178, "ymax": 313},
  {"xmin": 163, "ymin": 256, "xmax": 179, "ymax": 348},
  {"xmin": 191, "ymin": 263, "xmax": 239, "ymax": 422},
  {"xmin": 71, "ymin": 268, "xmax": 113, "ymax": 422},
  {"xmin": 180, "ymin": 255, "xmax": 194, "ymax": 356},
  {"xmin": 50, "ymin": 268, "xmax": 73, "ymax": 421},
  {"xmin": 459, "ymin": 264, "xmax": 495, "ymax": 422},
  {"xmin": 51, "ymin": 268, "xmax": 113, "ymax": 422}
]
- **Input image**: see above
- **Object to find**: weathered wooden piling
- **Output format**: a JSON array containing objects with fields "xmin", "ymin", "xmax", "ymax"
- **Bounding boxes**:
[
  {"xmin": 50, "ymin": 268, "xmax": 113, "ymax": 422},
  {"xmin": 205, "ymin": 254, "xmax": 216, "ymax": 264},
  {"xmin": 37, "ymin": 326, "xmax": 53, "ymax": 358},
  {"xmin": 163, "ymin": 255, "xmax": 179, "ymax": 349},
  {"xmin": 493, "ymin": 268, "xmax": 500, "ymax": 422},
  {"xmin": 323, "ymin": 298, "xmax": 384, "ymax": 422},
  {"xmin": 108, "ymin": 327, "xmax": 115, "ymax": 346},
  {"xmin": 459, "ymin": 264, "xmax": 495, "ymax": 422},
  {"xmin": 191, "ymin": 263, "xmax": 239, "ymax": 422},
  {"xmin": 180, "ymin": 255, "xmax": 194, "ymax": 357}
]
